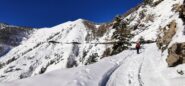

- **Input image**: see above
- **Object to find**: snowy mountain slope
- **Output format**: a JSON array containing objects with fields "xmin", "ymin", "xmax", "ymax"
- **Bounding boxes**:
[
  {"xmin": 1, "ymin": 0, "xmax": 185, "ymax": 85},
  {"xmin": 0, "ymin": 19, "xmax": 115, "ymax": 82}
]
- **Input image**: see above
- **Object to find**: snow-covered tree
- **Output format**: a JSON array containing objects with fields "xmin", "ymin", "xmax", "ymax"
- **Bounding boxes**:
[{"xmin": 111, "ymin": 26, "xmax": 132, "ymax": 55}]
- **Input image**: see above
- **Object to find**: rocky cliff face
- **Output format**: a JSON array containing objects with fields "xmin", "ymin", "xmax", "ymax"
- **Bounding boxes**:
[
  {"xmin": 156, "ymin": 20, "xmax": 177, "ymax": 51},
  {"xmin": 165, "ymin": 1, "xmax": 185, "ymax": 67},
  {"xmin": 167, "ymin": 42, "xmax": 185, "ymax": 67}
]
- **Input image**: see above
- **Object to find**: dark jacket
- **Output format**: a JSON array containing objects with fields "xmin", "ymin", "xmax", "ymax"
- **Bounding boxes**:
[{"xmin": 136, "ymin": 42, "xmax": 141, "ymax": 49}]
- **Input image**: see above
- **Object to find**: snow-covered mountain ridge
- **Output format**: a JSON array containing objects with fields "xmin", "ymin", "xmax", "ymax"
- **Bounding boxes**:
[
  {"xmin": 1, "ymin": 0, "xmax": 185, "ymax": 85},
  {"xmin": 0, "ymin": 19, "xmax": 117, "ymax": 82}
]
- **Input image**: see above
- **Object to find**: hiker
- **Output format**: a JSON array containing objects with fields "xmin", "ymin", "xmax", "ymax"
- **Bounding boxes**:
[{"xmin": 135, "ymin": 41, "xmax": 141, "ymax": 54}]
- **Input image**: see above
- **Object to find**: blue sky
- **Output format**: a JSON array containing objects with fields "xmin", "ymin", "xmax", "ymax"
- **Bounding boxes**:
[{"xmin": 0, "ymin": 0, "xmax": 142, "ymax": 28}]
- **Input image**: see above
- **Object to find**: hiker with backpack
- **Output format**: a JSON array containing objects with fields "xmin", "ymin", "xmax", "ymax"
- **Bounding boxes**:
[{"xmin": 135, "ymin": 41, "xmax": 141, "ymax": 54}]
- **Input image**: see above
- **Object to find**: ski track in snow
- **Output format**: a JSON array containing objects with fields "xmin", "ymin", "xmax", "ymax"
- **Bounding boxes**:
[
  {"xmin": 106, "ymin": 43, "xmax": 168, "ymax": 86},
  {"xmin": 138, "ymin": 48, "xmax": 146, "ymax": 86},
  {"xmin": 1, "ymin": 44, "xmax": 185, "ymax": 86},
  {"xmin": 113, "ymin": 48, "xmax": 147, "ymax": 86},
  {"xmin": 101, "ymin": 51, "xmax": 135, "ymax": 86},
  {"xmin": 138, "ymin": 56, "xmax": 144, "ymax": 86},
  {"xmin": 0, "ymin": 49, "xmax": 136, "ymax": 86},
  {"xmin": 70, "ymin": 51, "xmax": 135, "ymax": 86}
]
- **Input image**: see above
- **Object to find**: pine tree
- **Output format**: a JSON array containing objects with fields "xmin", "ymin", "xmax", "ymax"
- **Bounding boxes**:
[
  {"xmin": 111, "ymin": 27, "xmax": 133, "ymax": 55},
  {"xmin": 139, "ymin": 36, "xmax": 145, "ymax": 43}
]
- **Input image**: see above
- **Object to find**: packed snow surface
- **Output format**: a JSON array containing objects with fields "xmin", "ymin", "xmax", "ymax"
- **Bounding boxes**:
[{"xmin": 1, "ymin": 44, "xmax": 185, "ymax": 86}]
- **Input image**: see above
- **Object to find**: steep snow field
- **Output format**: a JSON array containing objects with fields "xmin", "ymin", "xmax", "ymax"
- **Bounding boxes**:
[{"xmin": 1, "ymin": 44, "xmax": 185, "ymax": 86}]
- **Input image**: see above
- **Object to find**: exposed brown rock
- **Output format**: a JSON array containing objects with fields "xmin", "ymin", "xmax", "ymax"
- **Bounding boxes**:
[
  {"xmin": 179, "ymin": 4, "xmax": 185, "ymax": 16},
  {"xmin": 83, "ymin": 20, "xmax": 112, "ymax": 41},
  {"xmin": 166, "ymin": 43, "xmax": 185, "ymax": 67},
  {"xmin": 178, "ymin": 4, "xmax": 185, "ymax": 24},
  {"xmin": 156, "ymin": 20, "xmax": 177, "ymax": 51},
  {"xmin": 97, "ymin": 24, "xmax": 112, "ymax": 37},
  {"xmin": 172, "ymin": 4, "xmax": 181, "ymax": 12}
]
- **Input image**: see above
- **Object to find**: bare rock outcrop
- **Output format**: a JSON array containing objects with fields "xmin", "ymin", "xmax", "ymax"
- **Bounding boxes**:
[
  {"xmin": 166, "ymin": 43, "xmax": 185, "ymax": 67},
  {"xmin": 156, "ymin": 20, "xmax": 177, "ymax": 51}
]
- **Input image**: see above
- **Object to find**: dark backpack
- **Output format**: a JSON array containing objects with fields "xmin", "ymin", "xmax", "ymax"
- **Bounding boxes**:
[{"xmin": 136, "ymin": 43, "xmax": 140, "ymax": 48}]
